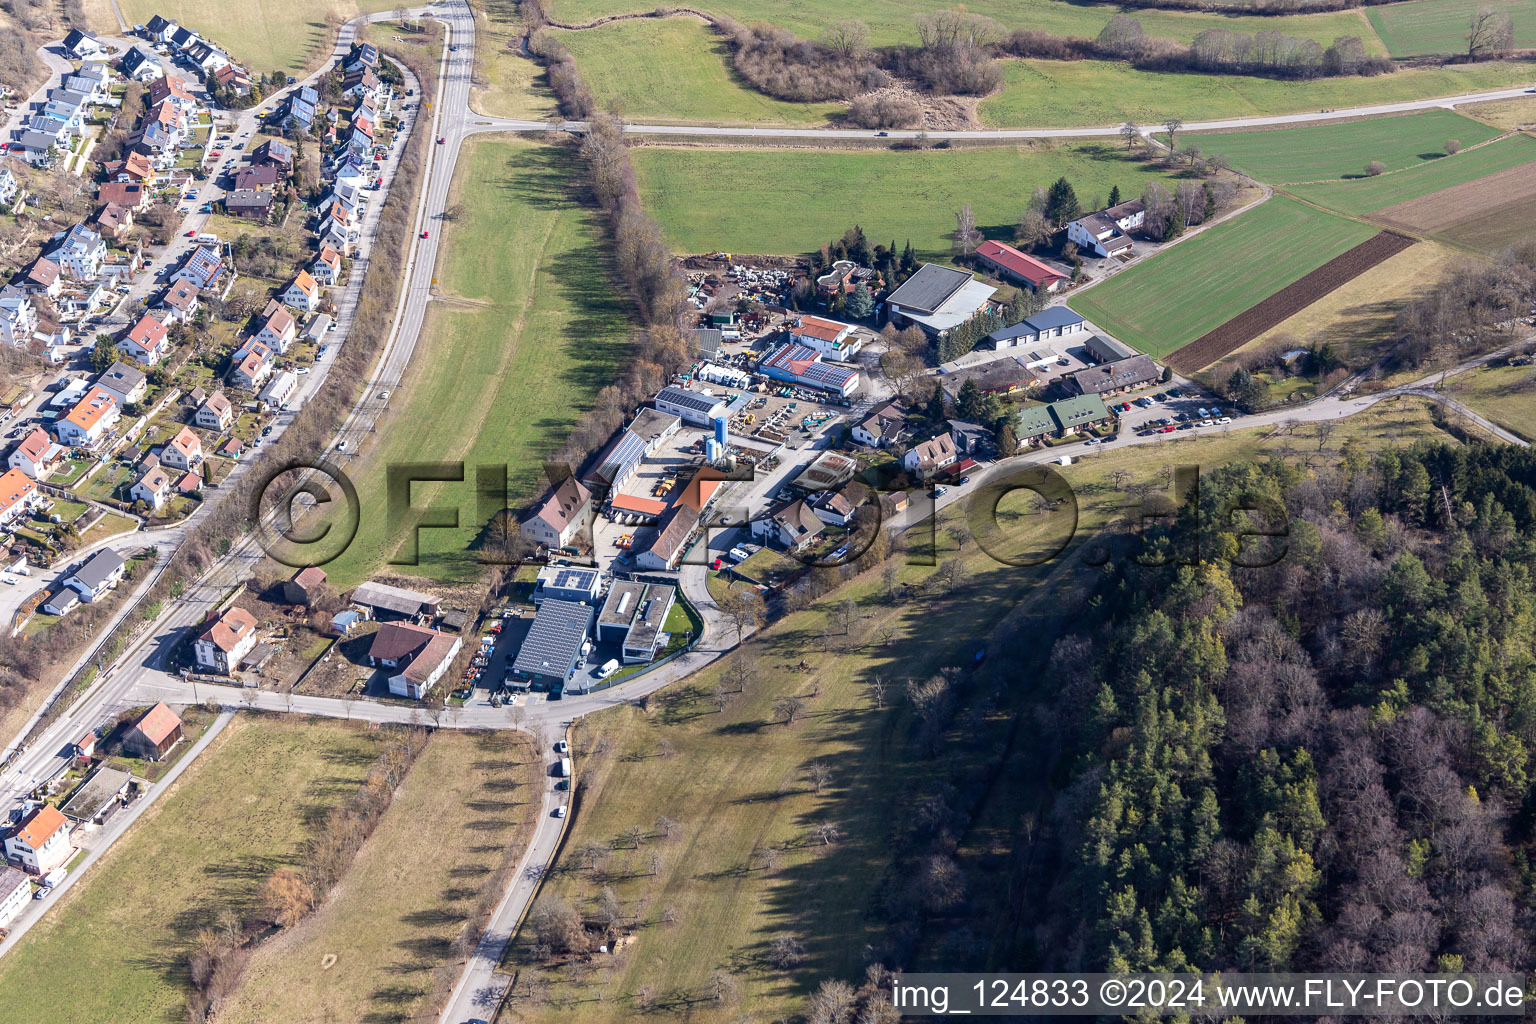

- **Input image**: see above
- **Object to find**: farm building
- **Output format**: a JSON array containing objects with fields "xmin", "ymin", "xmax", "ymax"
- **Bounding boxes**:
[
  {"xmin": 282, "ymin": 566, "xmax": 327, "ymax": 605},
  {"xmin": 368, "ymin": 622, "xmax": 462, "ymax": 700}
]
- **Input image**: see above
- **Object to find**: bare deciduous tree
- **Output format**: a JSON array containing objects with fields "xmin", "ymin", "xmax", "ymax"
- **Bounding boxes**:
[
  {"xmin": 953, "ymin": 203, "xmax": 981, "ymax": 258},
  {"xmin": 807, "ymin": 761, "xmax": 833, "ymax": 794},
  {"xmin": 772, "ymin": 695, "xmax": 807, "ymax": 726}
]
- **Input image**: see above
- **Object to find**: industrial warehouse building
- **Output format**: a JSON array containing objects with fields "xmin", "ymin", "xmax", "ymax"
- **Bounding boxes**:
[{"xmin": 509, "ymin": 598, "xmax": 595, "ymax": 690}]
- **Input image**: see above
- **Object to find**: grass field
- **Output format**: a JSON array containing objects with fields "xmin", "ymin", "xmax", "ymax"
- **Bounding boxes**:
[
  {"xmin": 471, "ymin": 0, "xmax": 562, "ymax": 120},
  {"xmin": 1448, "ymin": 363, "xmax": 1536, "ymax": 441},
  {"xmin": 1188, "ymin": 109, "xmax": 1502, "ymax": 183},
  {"xmin": 0, "ymin": 716, "xmax": 388, "ymax": 1024},
  {"xmin": 220, "ymin": 730, "xmax": 539, "ymax": 1024},
  {"xmin": 1068, "ymin": 196, "xmax": 1377, "ymax": 358},
  {"xmin": 505, "ymin": 396, "xmax": 1474, "ymax": 1024},
  {"xmin": 546, "ymin": 0, "xmax": 1385, "ymax": 50},
  {"xmin": 318, "ymin": 136, "xmax": 634, "ymax": 588},
  {"xmin": 1367, "ymin": 0, "xmax": 1536, "ymax": 57},
  {"xmin": 553, "ymin": 18, "xmax": 844, "ymax": 125},
  {"xmin": 633, "ymin": 142, "xmax": 1183, "ymax": 260},
  {"xmin": 112, "ymin": 0, "xmax": 399, "ymax": 75},
  {"xmin": 1287, "ymin": 133, "xmax": 1536, "ymax": 214},
  {"xmin": 978, "ymin": 59, "xmax": 1536, "ymax": 129},
  {"xmin": 1460, "ymin": 95, "xmax": 1536, "ymax": 129}
]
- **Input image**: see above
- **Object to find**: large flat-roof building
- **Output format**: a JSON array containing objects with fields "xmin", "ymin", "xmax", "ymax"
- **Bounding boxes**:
[
  {"xmin": 509, "ymin": 598, "xmax": 594, "ymax": 690},
  {"xmin": 596, "ymin": 580, "xmax": 678, "ymax": 663},
  {"xmin": 884, "ymin": 263, "xmax": 997, "ymax": 337},
  {"xmin": 533, "ymin": 565, "xmax": 602, "ymax": 606},
  {"xmin": 654, "ymin": 385, "xmax": 727, "ymax": 428}
]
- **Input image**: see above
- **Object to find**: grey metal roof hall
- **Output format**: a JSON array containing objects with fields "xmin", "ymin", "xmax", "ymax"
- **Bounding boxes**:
[
  {"xmin": 655, "ymin": 386, "xmax": 722, "ymax": 417},
  {"xmin": 885, "ymin": 263, "xmax": 971, "ymax": 315},
  {"xmin": 511, "ymin": 598, "xmax": 595, "ymax": 682},
  {"xmin": 1022, "ymin": 306, "xmax": 1085, "ymax": 332}
]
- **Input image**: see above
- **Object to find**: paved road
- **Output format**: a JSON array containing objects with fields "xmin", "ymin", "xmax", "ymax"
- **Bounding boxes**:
[{"xmin": 460, "ymin": 83, "xmax": 1536, "ymax": 141}]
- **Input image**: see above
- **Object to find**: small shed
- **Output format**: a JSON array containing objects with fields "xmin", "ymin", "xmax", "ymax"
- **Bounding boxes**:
[
  {"xmin": 61, "ymin": 766, "xmax": 133, "ymax": 825},
  {"xmin": 282, "ymin": 566, "xmax": 327, "ymax": 605}
]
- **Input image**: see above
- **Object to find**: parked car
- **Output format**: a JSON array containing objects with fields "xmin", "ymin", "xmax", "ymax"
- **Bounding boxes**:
[
  {"xmin": 554, "ymin": 740, "xmax": 568, "ymax": 754},
  {"xmin": 421, "ymin": 230, "xmax": 429, "ymax": 238},
  {"xmin": 931, "ymin": 485, "xmax": 949, "ymax": 497},
  {"xmin": 552, "ymin": 806, "xmax": 565, "ymax": 818}
]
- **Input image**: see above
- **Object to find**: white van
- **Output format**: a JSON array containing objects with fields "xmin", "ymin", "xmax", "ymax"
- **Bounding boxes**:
[{"xmin": 597, "ymin": 659, "xmax": 620, "ymax": 679}]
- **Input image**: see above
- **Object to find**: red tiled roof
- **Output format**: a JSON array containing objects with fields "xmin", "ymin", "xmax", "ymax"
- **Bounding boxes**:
[
  {"xmin": 197, "ymin": 608, "xmax": 254, "ymax": 653},
  {"xmin": 14, "ymin": 804, "xmax": 67, "ymax": 851},
  {"xmin": 132, "ymin": 701, "xmax": 183, "ymax": 744},
  {"xmin": 976, "ymin": 240, "xmax": 1066, "ymax": 288}
]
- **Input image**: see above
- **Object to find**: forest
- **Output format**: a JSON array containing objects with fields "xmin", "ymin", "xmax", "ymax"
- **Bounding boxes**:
[{"xmin": 931, "ymin": 441, "xmax": 1536, "ymax": 976}]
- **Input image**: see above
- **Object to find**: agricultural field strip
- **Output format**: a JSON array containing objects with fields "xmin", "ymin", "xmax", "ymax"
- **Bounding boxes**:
[
  {"xmin": 1369, "ymin": 159, "xmax": 1536, "ymax": 233},
  {"xmin": 1166, "ymin": 231, "xmax": 1417, "ymax": 373},
  {"xmin": 1067, "ymin": 196, "xmax": 1378, "ymax": 359},
  {"xmin": 1286, "ymin": 133, "xmax": 1536, "ymax": 215},
  {"xmin": 1184, "ymin": 109, "xmax": 1505, "ymax": 184},
  {"xmin": 1366, "ymin": 0, "xmax": 1536, "ymax": 57}
]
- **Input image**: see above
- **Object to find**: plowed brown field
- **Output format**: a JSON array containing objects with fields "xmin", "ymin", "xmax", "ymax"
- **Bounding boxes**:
[
  {"xmin": 1167, "ymin": 231, "xmax": 1417, "ymax": 373},
  {"xmin": 1370, "ymin": 161, "xmax": 1536, "ymax": 239}
]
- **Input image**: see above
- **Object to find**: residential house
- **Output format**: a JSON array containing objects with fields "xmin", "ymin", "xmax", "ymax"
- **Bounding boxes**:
[
  {"xmin": 753, "ymin": 499, "xmax": 824, "ymax": 553},
  {"xmin": 122, "ymin": 702, "xmax": 182, "ymax": 760},
  {"xmin": 130, "ymin": 463, "xmax": 173, "ymax": 509},
  {"xmin": 0, "ymin": 169, "xmax": 19, "ymax": 209},
  {"xmin": 852, "ymin": 399, "xmax": 909, "ymax": 448},
  {"xmin": 884, "ymin": 262, "xmax": 998, "ymax": 337},
  {"xmin": 0, "ymin": 290, "xmax": 38, "ymax": 347},
  {"xmin": 0, "ymin": 867, "xmax": 31, "ymax": 926},
  {"xmin": 7, "ymin": 428, "xmax": 65, "ymax": 480},
  {"xmin": 194, "ymin": 390, "xmax": 233, "ymax": 431},
  {"xmin": 65, "ymin": 63, "xmax": 112, "ymax": 101},
  {"xmin": 168, "ymin": 25, "xmax": 200, "ymax": 51},
  {"xmin": 367, "ymin": 622, "xmax": 463, "ymax": 700},
  {"xmin": 92, "ymin": 201, "xmax": 134, "ymax": 239},
  {"xmin": 120, "ymin": 46, "xmax": 165, "ymax": 81},
  {"xmin": 938, "ymin": 353, "xmax": 1041, "ymax": 400},
  {"xmin": 1066, "ymin": 199, "xmax": 1146, "ymax": 259},
  {"xmin": 281, "ymin": 270, "xmax": 320, "ymax": 312},
  {"xmin": 232, "ymin": 164, "xmax": 282, "ymax": 192},
  {"xmin": 342, "ymin": 66, "xmax": 382, "ymax": 103},
  {"xmin": 171, "ymin": 244, "xmax": 226, "ymax": 292},
  {"xmin": 158, "ymin": 279, "xmax": 199, "ymax": 324},
  {"xmin": 12, "ymin": 130, "xmax": 62, "ymax": 167},
  {"xmin": 1066, "ymin": 353, "xmax": 1162, "ymax": 397},
  {"xmin": 903, "ymin": 432, "xmax": 959, "ymax": 479},
  {"xmin": 948, "ymin": 418, "xmax": 992, "ymax": 456},
  {"xmin": 257, "ymin": 370, "xmax": 297, "ymax": 410},
  {"xmin": 522, "ymin": 475, "xmax": 592, "ymax": 551},
  {"xmin": 47, "ymin": 224, "xmax": 106, "ymax": 280},
  {"xmin": 808, "ymin": 487, "xmax": 859, "ymax": 528},
  {"xmin": 311, "ymin": 245, "xmax": 342, "ymax": 285},
  {"xmin": 160, "ymin": 426, "xmax": 202, "ymax": 471},
  {"xmin": 41, "ymin": 589, "xmax": 79, "ymax": 616},
  {"xmin": 1044, "ymin": 393, "xmax": 1112, "ymax": 436},
  {"xmin": 62, "ymin": 28, "xmax": 104, "ymax": 59},
  {"xmin": 3, "ymin": 804, "xmax": 72, "ymax": 874},
  {"xmin": 975, "ymin": 239, "xmax": 1067, "ymax": 293},
  {"xmin": 118, "ymin": 313, "xmax": 170, "ymax": 366},
  {"xmin": 185, "ymin": 41, "xmax": 230, "ymax": 74},
  {"xmin": 61, "ymin": 548, "xmax": 125, "ymax": 602},
  {"xmin": 252, "ymin": 139, "xmax": 292, "ymax": 168},
  {"xmin": 53, "ymin": 279, "xmax": 112, "ymax": 323},
  {"xmin": 786, "ymin": 315, "xmax": 862, "ymax": 359},
  {"xmin": 255, "ymin": 299, "xmax": 297, "ymax": 353},
  {"xmin": 223, "ymin": 190, "xmax": 273, "ymax": 220},
  {"xmin": 55, "ymin": 386, "xmax": 120, "ymax": 447},
  {"xmin": 342, "ymin": 42, "xmax": 379, "ymax": 73},
  {"xmin": 143, "ymin": 14, "xmax": 179, "ymax": 44},
  {"xmin": 192, "ymin": 606, "xmax": 257, "ymax": 674},
  {"xmin": 228, "ymin": 341, "xmax": 273, "ymax": 391},
  {"xmin": 98, "ymin": 181, "xmax": 152, "ymax": 212},
  {"xmin": 211, "ymin": 63, "xmax": 252, "ymax": 97},
  {"xmin": 0, "ymin": 468, "xmax": 41, "ymax": 530},
  {"xmin": 60, "ymin": 766, "xmax": 134, "ymax": 826},
  {"xmin": 317, "ymin": 204, "xmax": 351, "ymax": 251},
  {"xmin": 94, "ymin": 361, "xmax": 148, "ymax": 408}
]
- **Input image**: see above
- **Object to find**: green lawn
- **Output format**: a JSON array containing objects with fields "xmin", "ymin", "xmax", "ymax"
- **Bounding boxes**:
[
  {"xmin": 633, "ymin": 142, "xmax": 1183, "ymax": 260},
  {"xmin": 317, "ymin": 137, "xmax": 635, "ymax": 587},
  {"xmin": 553, "ymin": 18, "xmax": 843, "ymax": 125},
  {"xmin": 1067, "ymin": 196, "xmax": 1377, "ymax": 358},
  {"xmin": 1187, "ymin": 109, "xmax": 1503, "ymax": 183},
  {"xmin": 547, "ymin": 0, "xmax": 1386, "ymax": 50},
  {"xmin": 1287, "ymin": 132, "xmax": 1536, "ymax": 214},
  {"xmin": 1449, "ymin": 363, "xmax": 1536, "ymax": 441},
  {"xmin": 978, "ymin": 59, "xmax": 1536, "ymax": 129},
  {"xmin": 0, "ymin": 716, "xmax": 387, "ymax": 1024},
  {"xmin": 113, "ymin": 0, "xmax": 399, "ymax": 75},
  {"xmin": 1367, "ymin": 0, "xmax": 1536, "ymax": 57}
]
